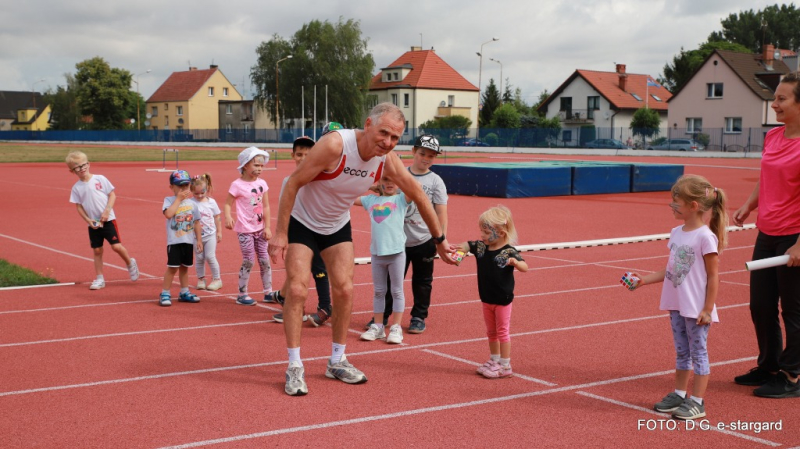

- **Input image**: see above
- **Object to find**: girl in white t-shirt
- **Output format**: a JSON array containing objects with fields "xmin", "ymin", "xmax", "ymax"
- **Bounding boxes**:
[
  {"xmin": 224, "ymin": 147, "xmax": 272, "ymax": 306},
  {"xmin": 191, "ymin": 173, "xmax": 223, "ymax": 292},
  {"xmin": 623, "ymin": 174, "xmax": 728, "ymax": 421}
]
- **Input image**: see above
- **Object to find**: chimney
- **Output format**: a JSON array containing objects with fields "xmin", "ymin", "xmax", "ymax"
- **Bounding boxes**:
[
  {"xmin": 763, "ymin": 44, "xmax": 775, "ymax": 70},
  {"xmin": 616, "ymin": 64, "xmax": 627, "ymax": 91},
  {"xmin": 189, "ymin": 67, "xmax": 197, "ymax": 71},
  {"xmin": 210, "ymin": 64, "xmax": 218, "ymax": 69},
  {"xmin": 410, "ymin": 46, "xmax": 422, "ymax": 51}
]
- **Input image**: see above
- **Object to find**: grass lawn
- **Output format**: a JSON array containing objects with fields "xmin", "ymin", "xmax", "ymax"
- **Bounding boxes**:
[{"xmin": 0, "ymin": 259, "xmax": 58, "ymax": 288}]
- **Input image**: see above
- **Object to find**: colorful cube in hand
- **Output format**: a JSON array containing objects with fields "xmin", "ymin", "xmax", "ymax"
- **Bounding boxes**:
[
  {"xmin": 620, "ymin": 272, "xmax": 640, "ymax": 291},
  {"xmin": 452, "ymin": 250, "xmax": 466, "ymax": 266}
]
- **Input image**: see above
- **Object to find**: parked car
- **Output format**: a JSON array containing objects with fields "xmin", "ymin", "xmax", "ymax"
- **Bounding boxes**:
[
  {"xmin": 456, "ymin": 138, "xmax": 490, "ymax": 147},
  {"xmin": 646, "ymin": 139, "xmax": 705, "ymax": 151},
  {"xmin": 584, "ymin": 139, "xmax": 630, "ymax": 149}
]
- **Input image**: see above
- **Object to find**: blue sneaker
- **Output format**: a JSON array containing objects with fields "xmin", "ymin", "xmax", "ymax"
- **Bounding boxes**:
[
  {"xmin": 179, "ymin": 291, "xmax": 200, "ymax": 303},
  {"xmin": 264, "ymin": 291, "xmax": 284, "ymax": 305},
  {"xmin": 159, "ymin": 292, "xmax": 172, "ymax": 307},
  {"xmin": 408, "ymin": 317, "xmax": 426, "ymax": 334},
  {"xmin": 236, "ymin": 295, "xmax": 256, "ymax": 306}
]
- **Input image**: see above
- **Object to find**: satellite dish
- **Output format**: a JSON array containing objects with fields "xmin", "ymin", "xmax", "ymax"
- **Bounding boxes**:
[
  {"xmin": 146, "ymin": 113, "xmax": 152, "ymax": 119},
  {"xmin": 439, "ymin": 101, "xmax": 446, "ymax": 107},
  {"xmin": 144, "ymin": 120, "xmax": 151, "ymax": 127},
  {"xmin": 130, "ymin": 118, "xmax": 136, "ymax": 124}
]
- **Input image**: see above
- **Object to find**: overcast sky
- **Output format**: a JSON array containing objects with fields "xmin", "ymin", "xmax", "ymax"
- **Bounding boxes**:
[{"xmin": 0, "ymin": 0, "xmax": 784, "ymax": 107}]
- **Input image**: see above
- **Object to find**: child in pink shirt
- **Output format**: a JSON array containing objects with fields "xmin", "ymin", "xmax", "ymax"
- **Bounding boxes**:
[{"xmin": 224, "ymin": 147, "xmax": 273, "ymax": 306}]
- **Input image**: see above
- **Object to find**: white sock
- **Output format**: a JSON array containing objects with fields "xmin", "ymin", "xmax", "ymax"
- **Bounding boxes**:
[
  {"xmin": 331, "ymin": 343, "xmax": 346, "ymax": 364},
  {"xmin": 180, "ymin": 287, "xmax": 189, "ymax": 294},
  {"xmin": 97, "ymin": 275, "xmax": 105, "ymax": 281},
  {"xmin": 675, "ymin": 389, "xmax": 687, "ymax": 398},
  {"xmin": 500, "ymin": 357, "xmax": 511, "ymax": 367},
  {"xmin": 490, "ymin": 354, "xmax": 500, "ymax": 363},
  {"xmin": 374, "ymin": 323, "xmax": 385, "ymax": 331},
  {"xmin": 690, "ymin": 396, "xmax": 703, "ymax": 405},
  {"xmin": 288, "ymin": 347, "xmax": 302, "ymax": 365}
]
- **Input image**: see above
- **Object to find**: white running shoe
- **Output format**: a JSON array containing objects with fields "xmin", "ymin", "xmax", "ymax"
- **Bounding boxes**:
[
  {"xmin": 128, "ymin": 258, "xmax": 139, "ymax": 281},
  {"xmin": 325, "ymin": 355, "xmax": 367, "ymax": 384},
  {"xmin": 285, "ymin": 362, "xmax": 308, "ymax": 396},
  {"xmin": 89, "ymin": 279, "xmax": 105, "ymax": 290},
  {"xmin": 360, "ymin": 323, "xmax": 386, "ymax": 341},
  {"xmin": 206, "ymin": 279, "xmax": 223, "ymax": 291},
  {"xmin": 386, "ymin": 324, "xmax": 403, "ymax": 344},
  {"xmin": 196, "ymin": 279, "xmax": 206, "ymax": 290}
]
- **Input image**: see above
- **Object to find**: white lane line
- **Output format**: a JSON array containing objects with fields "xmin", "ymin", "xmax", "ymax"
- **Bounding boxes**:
[
  {"xmin": 0, "ymin": 232, "xmax": 158, "ymax": 278},
  {"xmin": 154, "ymin": 355, "xmax": 758, "ymax": 449},
  {"xmin": 0, "ymin": 282, "xmax": 75, "ymax": 291},
  {"xmin": 421, "ymin": 348, "xmax": 557, "ymax": 386},
  {"xmin": 576, "ymin": 392, "xmax": 781, "ymax": 447}
]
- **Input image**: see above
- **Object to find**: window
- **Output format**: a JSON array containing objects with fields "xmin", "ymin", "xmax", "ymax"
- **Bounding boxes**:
[
  {"xmin": 404, "ymin": 120, "xmax": 409, "ymax": 134},
  {"xmin": 244, "ymin": 123, "xmax": 250, "ymax": 133},
  {"xmin": 686, "ymin": 118, "xmax": 702, "ymax": 132},
  {"xmin": 226, "ymin": 104, "xmax": 233, "ymax": 115},
  {"xmin": 151, "ymin": 106, "xmax": 157, "ymax": 117},
  {"xmin": 559, "ymin": 97, "xmax": 572, "ymax": 111},
  {"xmin": 208, "ymin": 87, "xmax": 214, "ymax": 97},
  {"xmin": 164, "ymin": 103, "xmax": 169, "ymax": 111},
  {"xmin": 391, "ymin": 94, "xmax": 398, "ymax": 105},
  {"xmin": 393, "ymin": 72, "xmax": 399, "ymax": 81},
  {"xmin": 165, "ymin": 116, "xmax": 169, "ymax": 126},
  {"xmin": 176, "ymin": 106, "xmax": 183, "ymax": 116},
  {"xmin": 587, "ymin": 96, "xmax": 600, "ymax": 110},
  {"xmin": 707, "ymin": 83, "xmax": 723, "ymax": 98},
  {"xmin": 725, "ymin": 117, "xmax": 742, "ymax": 133},
  {"xmin": 651, "ymin": 94, "xmax": 662, "ymax": 102},
  {"xmin": 448, "ymin": 95, "xmax": 455, "ymax": 107},
  {"xmin": 223, "ymin": 87, "xmax": 229, "ymax": 97},
  {"xmin": 226, "ymin": 123, "xmax": 232, "ymax": 134},
  {"xmin": 631, "ymin": 93, "xmax": 642, "ymax": 101},
  {"xmin": 404, "ymin": 93, "xmax": 409, "ymax": 107}
]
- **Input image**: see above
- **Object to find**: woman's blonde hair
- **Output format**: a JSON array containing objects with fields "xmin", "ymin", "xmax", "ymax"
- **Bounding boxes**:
[
  {"xmin": 479, "ymin": 205, "xmax": 518, "ymax": 245},
  {"xmin": 671, "ymin": 174, "xmax": 728, "ymax": 250}
]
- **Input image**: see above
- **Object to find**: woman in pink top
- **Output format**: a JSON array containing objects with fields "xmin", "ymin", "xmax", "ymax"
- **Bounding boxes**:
[{"xmin": 733, "ymin": 72, "xmax": 800, "ymax": 398}]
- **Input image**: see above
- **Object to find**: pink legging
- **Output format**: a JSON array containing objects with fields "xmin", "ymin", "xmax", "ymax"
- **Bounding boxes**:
[{"xmin": 483, "ymin": 302, "xmax": 513, "ymax": 343}]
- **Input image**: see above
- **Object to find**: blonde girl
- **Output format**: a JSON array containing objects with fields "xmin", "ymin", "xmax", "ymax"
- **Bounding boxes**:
[
  {"xmin": 191, "ymin": 173, "xmax": 223, "ymax": 291},
  {"xmin": 452, "ymin": 205, "xmax": 528, "ymax": 379},
  {"xmin": 624, "ymin": 174, "xmax": 728, "ymax": 420}
]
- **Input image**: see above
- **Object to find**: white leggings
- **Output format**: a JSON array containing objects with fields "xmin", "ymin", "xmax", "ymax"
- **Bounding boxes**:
[
  {"xmin": 196, "ymin": 237, "xmax": 221, "ymax": 280},
  {"xmin": 371, "ymin": 252, "xmax": 406, "ymax": 314}
]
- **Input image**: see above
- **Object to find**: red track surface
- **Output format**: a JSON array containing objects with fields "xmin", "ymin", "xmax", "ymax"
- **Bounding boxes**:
[{"xmin": 1, "ymin": 148, "xmax": 797, "ymax": 448}]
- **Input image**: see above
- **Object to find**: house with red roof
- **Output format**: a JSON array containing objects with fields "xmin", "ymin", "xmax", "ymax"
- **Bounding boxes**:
[
  {"xmin": 146, "ymin": 65, "xmax": 242, "ymax": 130},
  {"xmin": 667, "ymin": 45, "xmax": 792, "ymax": 151},
  {"xmin": 537, "ymin": 64, "xmax": 671, "ymax": 146},
  {"xmin": 369, "ymin": 47, "xmax": 478, "ymax": 132}
]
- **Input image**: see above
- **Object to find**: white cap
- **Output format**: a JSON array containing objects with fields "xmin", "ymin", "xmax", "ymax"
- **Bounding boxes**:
[{"xmin": 237, "ymin": 146, "xmax": 270, "ymax": 173}]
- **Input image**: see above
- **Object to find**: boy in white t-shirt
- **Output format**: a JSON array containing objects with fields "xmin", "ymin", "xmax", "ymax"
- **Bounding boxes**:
[{"xmin": 66, "ymin": 151, "xmax": 139, "ymax": 290}]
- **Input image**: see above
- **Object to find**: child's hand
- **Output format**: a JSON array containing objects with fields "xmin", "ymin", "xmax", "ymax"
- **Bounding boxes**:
[
  {"xmin": 100, "ymin": 211, "xmax": 110, "ymax": 222},
  {"xmin": 263, "ymin": 227, "xmax": 272, "ymax": 240},
  {"xmin": 507, "ymin": 258, "xmax": 517, "ymax": 267},
  {"xmin": 196, "ymin": 240, "xmax": 204, "ymax": 253},
  {"xmin": 88, "ymin": 218, "xmax": 101, "ymax": 229},
  {"xmin": 216, "ymin": 231, "xmax": 223, "ymax": 243},
  {"xmin": 225, "ymin": 217, "xmax": 234, "ymax": 229},
  {"xmin": 696, "ymin": 311, "xmax": 712, "ymax": 325}
]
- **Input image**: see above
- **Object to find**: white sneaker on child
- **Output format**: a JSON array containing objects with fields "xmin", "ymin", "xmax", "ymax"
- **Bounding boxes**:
[
  {"xmin": 127, "ymin": 258, "xmax": 139, "ymax": 281},
  {"xmin": 360, "ymin": 324, "xmax": 386, "ymax": 341},
  {"xmin": 89, "ymin": 279, "xmax": 105, "ymax": 290},
  {"xmin": 386, "ymin": 324, "xmax": 403, "ymax": 344}
]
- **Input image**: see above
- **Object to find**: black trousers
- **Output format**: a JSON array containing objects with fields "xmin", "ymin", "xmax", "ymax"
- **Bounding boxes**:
[
  {"xmin": 750, "ymin": 231, "xmax": 800, "ymax": 376},
  {"xmin": 381, "ymin": 238, "xmax": 437, "ymax": 321}
]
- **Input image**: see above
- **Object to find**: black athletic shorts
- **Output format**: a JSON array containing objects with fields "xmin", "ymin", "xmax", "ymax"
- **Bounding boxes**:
[
  {"xmin": 288, "ymin": 216, "xmax": 352, "ymax": 253},
  {"xmin": 88, "ymin": 220, "xmax": 122, "ymax": 249},
  {"xmin": 167, "ymin": 243, "xmax": 194, "ymax": 267}
]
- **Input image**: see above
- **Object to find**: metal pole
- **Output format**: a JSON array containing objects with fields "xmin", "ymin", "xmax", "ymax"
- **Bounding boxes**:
[
  {"xmin": 313, "ymin": 85, "xmax": 317, "ymax": 141},
  {"xmin": 490, "ymin": 58, "xmax": 502, "ymax": 101},
  {"xmin": 301, "ymin": 85, "xmax": 305, "ymax": 137},
  {"xmin": 275, "ymin": 55, "xmax": 293, "ymax": 138},
  {"xmin": 135, "ymin": 70, "xmax": 151, "ymax": 131},
  {"xmin": 476, "ymin": 37, "xmax": 498, "ymax": 142}
]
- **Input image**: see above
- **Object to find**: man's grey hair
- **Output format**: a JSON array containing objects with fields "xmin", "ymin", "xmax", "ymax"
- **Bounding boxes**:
[{"xmin": 368, "ymin": 102, "xmax": 405, "ymax": 125}]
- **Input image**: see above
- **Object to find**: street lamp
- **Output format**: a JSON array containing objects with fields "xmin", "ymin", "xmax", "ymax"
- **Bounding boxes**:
[
  {"xmin": 276, "ymin": 55, "xmax": 293, "ymax": 132},
  {"xmin": 490, "ymin": 58, "xmax": 503, "ymax": 102},
  {"xmin": 133, "ymin": 69, "xmax": 151, "ymax": 131},
  {"xmin": 476, "ymin": 37, "xmax": 498, "ymax": 142}
]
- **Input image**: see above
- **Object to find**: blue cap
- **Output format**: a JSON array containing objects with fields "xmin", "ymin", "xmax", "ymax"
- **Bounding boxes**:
[{"xmin": 169, "ymin": 170, "xmax": 191, "ymax": 186}]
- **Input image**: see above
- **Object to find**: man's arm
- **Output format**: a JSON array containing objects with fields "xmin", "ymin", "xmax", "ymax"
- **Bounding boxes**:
[
  {"xmin": 268, "ymin": 132, "xmax": 344, "ymax": 262},
  {"xmin": 384, "ymin": 152, "xmax": 455, "ymax": 264}
]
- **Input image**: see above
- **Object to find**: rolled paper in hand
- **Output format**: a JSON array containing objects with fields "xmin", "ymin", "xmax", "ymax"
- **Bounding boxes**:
[{"xmin": 745, "ymin": 255, "xmax": 790, "ymax": 271}]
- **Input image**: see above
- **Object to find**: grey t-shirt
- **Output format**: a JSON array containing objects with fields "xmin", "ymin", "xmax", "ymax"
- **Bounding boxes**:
[
  {"xmin": 403, "ymin": 167, "xmax": 448, "ymax": 247},
  {"xmin": 163, "ymin": 196, "xmax": 201, "ymax": 245}
]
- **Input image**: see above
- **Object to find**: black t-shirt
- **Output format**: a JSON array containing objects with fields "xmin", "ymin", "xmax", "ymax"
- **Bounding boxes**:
[{"xmin": 467, "ymin": 241, "xmax": 524, "ymax": 306}]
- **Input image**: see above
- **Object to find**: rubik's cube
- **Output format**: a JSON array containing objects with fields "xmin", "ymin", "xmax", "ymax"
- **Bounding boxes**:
[
  {"xmin": 452, "ymin": 250, "xmax": 466, "ymax": 266},
  {"xmin": 620, "ymin": 272, "xmax": 640, "ymax": 291}
]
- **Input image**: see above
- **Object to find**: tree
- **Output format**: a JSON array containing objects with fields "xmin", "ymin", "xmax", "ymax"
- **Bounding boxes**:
[
  {"xmin": 531, "ymin": 89, "xmax": 550, "ymax": 115},
  {"xmin": 251, "ymin": 18, "xmax": 375, "ymax": 129},
  {"xmin": 73, "ymin": 57, "xmax": 134, "ymax": 130},
  {"xmin": 502, "ymin": 79, "xmax": 513, "ymax": 104},
  {"xmin": 479, "ymin": 78, "xmax": 501, "ymax": 127},
  {"xmin": 490, "ymin": 103, "xmax": 521, "ymax": 129},
  {"xmin": 710, "ymin": 4, "xmax": 800, "ymax": 52},
  {"xmin": 418, "ymin": 115, "xmax": 472, "ymax": 145},
  {"xmin": 659, "ymin": 41, "xmax": 751, "ymax": 93},
  {"xmin": 44, "ymin": 73, "xmax": 81, "ymax": 130},
  {"xmin": 630, "ymin": 107, "xmax": 661, "ymax": 144}
]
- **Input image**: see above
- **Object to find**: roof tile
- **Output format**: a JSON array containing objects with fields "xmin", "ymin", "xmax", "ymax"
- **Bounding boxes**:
[
  {"xmin": 147, "ymin": 68, "xmax": 217, "ymax": 102},
  {"xmin": 370, "ymin": 50, "xmax": 477, "ymax": 91}
]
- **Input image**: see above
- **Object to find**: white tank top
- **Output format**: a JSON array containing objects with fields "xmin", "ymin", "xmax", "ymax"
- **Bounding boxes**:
[{"xmin": 291, "ymin": 129, "xmax": 385, "ymax": 235}]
